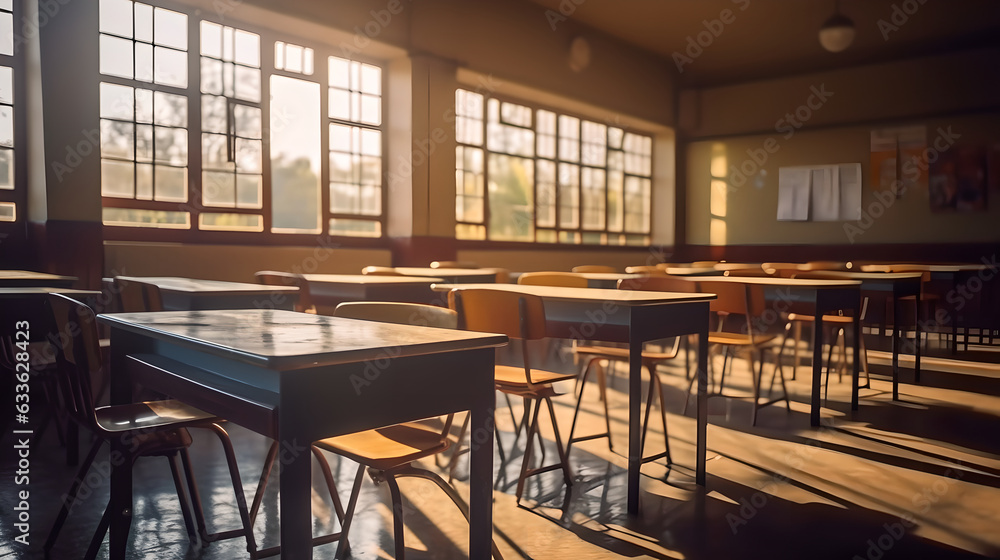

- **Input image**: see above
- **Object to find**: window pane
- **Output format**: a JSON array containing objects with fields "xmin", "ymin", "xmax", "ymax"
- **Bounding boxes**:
[
  {"xmin": 101, "ymin": 120, "xmax": 135, "ymax": 159},
  {"xmin": 200, "ymin": 213, "xmax": 263, "ymax": 232},
  {"xmin": 201, "ymin": 95, "xmax": 227, "ymax": 133},
  {"xmin": 136, "ymin": 163, "xmax": 153, "ymax": 199},
  {"xmin": 236, "ymin": 174, "xmax": 262, "ymax": 208},
  {"xmin": 270, "ymin": 75, "xmax": 321, "ymax": 233},
  {"xmin": 100, "ymin": 35, "xmax": 134, "ymax": 78},
  {"xmin": 103, "ymin": 207, "xmax": 190, "ymax": 228},
  {"xmin": 234, "ymin": 66, "xmax": 261, "ymax": 102},
  {"xmin": 0, "ymin": 66, "xmax": 13, "ymax": 104},
  {"xmin": 153, "ymin": 7, "xmax": 187, "ymax": 50},
  {"xmin": 234, "ymin": 30, "xmax": 260, "ymax": 66},
  {"xmin": 134, "ymin": 42, "xmax": 153, "ymax": 82},
  {"xmin": 154, "ymin": 165, "xmax": 187, "ymax": 201},
  {"xmin": 0, "ymin": 149, "xmax": 13, "ymax": 190},
  {"xmin": 154, "ymin": 46, "xmax": 187, "ymax": 88},
  {"xmin": 558, "ymin": 162, "xmax": 579, "ymax": 228},
  {"xmin": 201, "ymin": 58, "xmax": 223, "ymax": 95},
  {"xmin": 101, "ymin": 159, "xmax": 134, "ymax": 197},
  {"xmin": 234, "ymin": 104, "xmax": 262, "ymax": 138},
  {"xmin": 0, "ymin": 201, "xmax": 14, "ymax": 221},
  {"xmin": 100, "ymin": 82, "xmax": 134, "ymax": 120},
  {"xmin": 154, "ymin": 126, "xmax": 187, "ymax": 165},
  {"xmin": 203, "ymin": 170, "xmax": 235, "ymax": 206},
  {"xmin": 138, "ymin": 2, "xmax": 156, "ymax": 41},
  {"xmin": 200, "ymin": 21, "xmax": 222, "ymax": 58},
  {"xmin": 487, "ymin": 154, "xmax": 533, "ymax": 241},
  {"xmin": 154, "ymin": 91, "xmax": 186, "ymax": 126},
  {"xmin": 330, "ymin": 218, "xmax": 380, "ymax": 238},
  {"xmin": 100, "ymin": 0, "xmax": 133, "ymax": 37}
]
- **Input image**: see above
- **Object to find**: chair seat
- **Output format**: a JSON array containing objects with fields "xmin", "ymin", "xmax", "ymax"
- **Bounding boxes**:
[
  {"xmin": 315, "ymin": 423, "xmax": 450, "ymax": 471},
  {"xmin": 707, "ymin": 332, "xmax": 778, "ymax": 346},
  {"xmin": 787, "ymin": 313, "xmax": 854, "ymax": 324},
  {"xmin": 494, "ymin": 364, "xmax": 577, "ymax": 387},
  {"xmin": 574, "ymin": 345, "xmax": 677, "ymax": 362},
  {"xmin": 95, "ymin": 400, "xmax": 218, "ymax": 433}
]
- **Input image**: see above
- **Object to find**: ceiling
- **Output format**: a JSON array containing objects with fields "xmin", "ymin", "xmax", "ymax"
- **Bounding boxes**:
[{"xmin": 526, "ymin": 0, "xmax": 1000, "ymax": 88}]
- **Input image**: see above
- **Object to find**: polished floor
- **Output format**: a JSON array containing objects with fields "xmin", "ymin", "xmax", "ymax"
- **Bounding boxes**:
[{"xmin": 3, "ymin": 333, "xmax": 1000, "ymax": 559}]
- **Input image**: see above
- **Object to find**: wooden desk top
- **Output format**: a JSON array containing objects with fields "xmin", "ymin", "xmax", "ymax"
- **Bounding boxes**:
[
  {"xmin": 100, "ymin": 309, "xmax": 507, "ymax": 370},
  {"xmin": 114, "ymin": 276, "xmax": 299, "ymax": 294},
  {"xmin": 860, "ymin": 264, "xmax": 989, "ymax": 273},
  {"xmin": 661, "ymin": 266, "xmax": 724, "ymax": 276},
  {"xmin": 432, "ymin": 282, "xmax": 715, "ymax": 305},
  {"xmin": 301, "ymin": 274, "xmax": 445, "ymax": 285},
  {"xmin": 397, "ymin": 267, "xmax": 501, "ymax": 278},
  {"xmin": 688, "ymin": 276, "xmax": 863, "ymax": 288},
  {"xmin": 0, "ymin": 270, "xmax": 77, "ymax": 281},
  {"xmin": 576, "ymin": 272, "xmax": 642, "ymax": 281},
  {"xmin": 791, "ymin": 271, "xmax": 923, "ymax": 282},
  {"xmin": 0, "ymin": 287, "xmax": 99, "ymax": 298}
]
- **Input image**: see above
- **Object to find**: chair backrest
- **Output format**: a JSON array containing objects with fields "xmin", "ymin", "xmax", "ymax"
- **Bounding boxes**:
[
  {"xmin": 802, "ymin": 261, "xmax": 849, "ymax": 271},
  {"xmin": 450, "ymin": 288, "xmax": 548, "ymax": 386},
  {"xmin": 47, "ymin": 293, "xmax": 102, "ymax": 431},
  {"xmin": 696, "ymin": 280, "xmax": 770, "ymax": 340},
  {"xmin": 361, "ymin": 266, "xmax": 404, "ymax": 276},
  {"xmin": 449, "ymin": 289, "xmax": 547, "ymax": 341},
  {"xmin": 255, "ymin": 270, "xmax": 312, "ymax": 312},
  {"xmin": 334, "ymin": 301, "xmax": 458, "ymax": 329},
  {"xmin": 430, "ymin": 260, "xmax": 478, "ymax": 269},
  {"xmin": 571, "ymin": 265, "xmax": 616, "ymax": 273},
  {"xmin": 517, "ymin": 271, "xmax": 588, "ymax": 288},
  {"xmin": 114, "ymin": 277, "xmax": 164, "ymax": 312},
  {"xmin": 618, "ymin": 274, "xmax": 697, "ymax": 293}
]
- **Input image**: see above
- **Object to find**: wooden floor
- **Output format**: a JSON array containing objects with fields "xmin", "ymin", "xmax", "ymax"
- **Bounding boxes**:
[{"xmin": 3, "ymin": 334, "xmax": 1000, "ymax": 559}]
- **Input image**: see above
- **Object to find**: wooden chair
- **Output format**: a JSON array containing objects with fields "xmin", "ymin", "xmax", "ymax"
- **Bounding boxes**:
[
  {"xmin": 430, "ymin": 260, "xmax": 479, "ymax": 269},
  {"xmin": 361, "ymin": 265, "xmax": 404, "ymax": 276},
  {"xmin": 43, "ymin": 294, "xmax": 256, "ymax": 560},
  {"xmin": 693, "ymin": 280, "xmax": 791, "ymax": 425},
  {"xmin": 571, "ymin": 265, "xmax": 617, "ymax": 273},
  {"xmin": 450, "ymin": 288, "xmax": 576, "ymax": 504},
  {"xmin": 517, "ymin": 271, "xmax": 588, "ymax": 288},
  {"xmin": 250, "ymin": 302, "xmax": 502, "ymax": 559},
  {"xmin": 114, "ymin": 276, "xmax": 164, "ymax": 312},
  {"xmin": 255, "ymin": 270, "xmax": 315, "ymax": 313}
]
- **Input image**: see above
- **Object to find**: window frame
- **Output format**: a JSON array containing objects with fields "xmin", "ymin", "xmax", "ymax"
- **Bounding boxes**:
[
  {"xmin": 98, "ymin": 0, "xmax": 389, "ymax": 246},
  {"xmin": 454, "ymin": 88, "xmax": 655, "ymax": 247},
  {"xmin": 0, "ymin": 0, "xmax": 25, "ymax": 231}
]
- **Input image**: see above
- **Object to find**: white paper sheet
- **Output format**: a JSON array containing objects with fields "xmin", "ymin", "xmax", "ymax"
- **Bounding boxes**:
[
  {"xmin": 838, "ymin": 163, "xmax": 862, "ymax": 220},
  {"xmin": 777, "ymin": 167, "xmax": 811, "ymax": 221},
  {"xmin": 811, "ymin": 166, "xmax": 840, "ymax": 221}
]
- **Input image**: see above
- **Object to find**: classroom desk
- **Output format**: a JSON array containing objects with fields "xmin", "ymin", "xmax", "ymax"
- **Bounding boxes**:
[
  {"xmin": 794, "ymin": 271, "xmax": 923, "ymax": 399},
  {"xmin": 860, "ymin": 264, "xmax": 993, "ymax": 354},
  {"xmin": 112, "ymin": 276, "xmax": 299, "ymax": 311},
  {"xmin": 395, "ymin": 267, "xmax": 501, "ymax": 283},
  {"xmin": 433, "ymin": 282, "xmax": 716, "ymax": 514},
  {"xmin": 661, "ymin": 266, "xmax": 726, "ymax": 276},
  {"xmin": 0, "ymin": 270, "xmax": 77, "ymax": 288},
  {"xmin": 509, "ymin": 272, "xmax": 642, "ymax": 289},
  {"xmin": 300, "ymin": 274, "xmax": 445, "ymax": 307},
  {"xmin": 99, "ymin": 309, "xmax": 506, "ymax": 560},
  {"xmin": 680, "ymin": 276, "xmax": 863, "ymax": 426}
]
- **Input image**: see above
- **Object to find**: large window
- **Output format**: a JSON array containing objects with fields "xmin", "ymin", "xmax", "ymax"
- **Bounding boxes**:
[
  {"xmin": 0, "ymin": 0, "xmax": 19, "ymax": 223},
  {"xmin": 455, "ymin": 89, "xmax": 652, "ymax": 245},
  {"xmin": 98, "ymin": 0, "xmax": 384, "ymax": 238}
]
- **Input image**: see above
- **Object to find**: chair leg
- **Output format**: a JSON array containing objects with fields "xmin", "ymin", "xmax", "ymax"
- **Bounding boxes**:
[
  {"xmin": 649, "ymin": 371, "xmax": 671, "ymax": 465},
  {"xmin": 393, "ymin": 464, "xmax": 505, "ymax": 559},
  {"xmin": 312, "ymin": 446, "xmax": 347, "ymax": 529},
  {"xmin": 167, "ymin": 451, "xmax": 199, "ymax": 543},
  {"xmin": 384, "ymin": 475, "xmax": 407, "ymax": 559},
  {"xmin": 334, "ymin": 464, "xmax": 366, "ymax": 560},
  {"xmin": 249, "ymin": 440, "xmax": 279, "ymax": 525},
  {"xmin": 446, "ymin": 412, "xmax": 471, "ymax": 484},
  {"xmin": 85, "ymin": 500, "xmax": 114, "ymax": 560},
  {"xmin": 544, "ymin": 396, "xmax": 574, "ymax": 487},
  {"xmin": 201, "ymin": 423, "xmax": 258, "ymax": 554},
  {"xmin": 566, "ymin": 357, "xmax": 612, "ymax": 457},
  {"xmin": 45, "ymin": 438, "xmax": 104, "ymax": 552},
  {"xmin": 750, "ymin": 349, "xmax": 761, "ymax": 426},
  {"xmin": 515, "ymin": 398, "xmax": 541, "ymax": 504},
  {"xmin": 793, "ymin": 321, "xmax": 802, "ymax": 381}
]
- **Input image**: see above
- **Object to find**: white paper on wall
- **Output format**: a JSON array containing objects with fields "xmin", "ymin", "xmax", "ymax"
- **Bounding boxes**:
[
  {"xmin": 838, "ymin": 163, "xmax": 862, "ymax": 220},
  {"xmin": 777, "ymin": 166, "xmax": 811, "ymax": 221}
]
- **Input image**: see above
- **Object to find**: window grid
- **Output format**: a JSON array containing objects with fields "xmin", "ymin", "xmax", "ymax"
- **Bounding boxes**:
[
  {"xmin": 455, "ymin": 88, "xmax": 652, "ymax": 245},
  {"xmin": 0, "ymin": 0, "xmax": 15, "ymax": 223},
  {"xmin": 98, "ymin": 0, "xmax": 387, "ymax": 239}
]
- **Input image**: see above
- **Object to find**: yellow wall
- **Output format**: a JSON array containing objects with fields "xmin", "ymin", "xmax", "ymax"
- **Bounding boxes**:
[{"xmin": 682, "ymin": 48, "xmax": 1000, "ymax": 246}]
